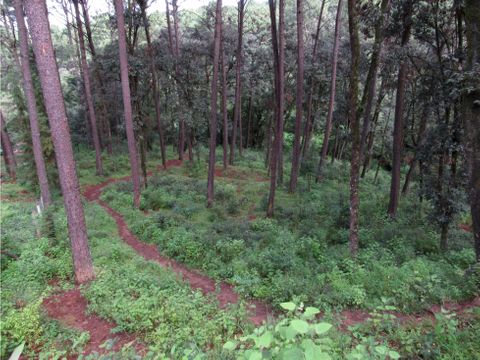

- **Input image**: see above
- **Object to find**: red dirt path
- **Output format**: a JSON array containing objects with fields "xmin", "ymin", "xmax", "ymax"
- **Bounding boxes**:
[
  {"xmin": 39, "ymin": 158, "xmax": 479, "ymax": 356},
  {"xmin": 83, "ymin": 159, "xmax": 272, "ymax": 326},
  {"xmin": 43, "ymin": 289, "xmax": 145, "ymax": 356}
]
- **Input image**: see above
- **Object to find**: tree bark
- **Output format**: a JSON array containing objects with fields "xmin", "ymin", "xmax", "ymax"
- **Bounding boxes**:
[
  {"xmin": 359, "ymin": 0, "xmax": 390, "ymax": 160},
  {"xmin": 73, "ymin": 0, "xmax": 103, "ymax": 176},
  {"xmin": 229, "ymin": 0, "xmax": 245, "ymax": 164},
  {"xmin": 289, "ymin": 0, "xmax": 305, "ymax": 193},
  {"xmin": 267, "ymin": 0, "xmax": 280, "ymax": 217},
  {"xmin": 347, "ymin": 0, "xmax": 361, "ymax": 257},
  {"xmin": 13, "ymin": 0, "xmax": 51, "ymax": 205},
  {"xmin": 24, "ymin": 0, "xmax": 94, "ymax": 283},
  {"xmin": 220, "ymin": 19, "xmax": 229, "ymax": 170},
  {"xmin": 80, "ymin": 0, "xmax": 113, "ymax": 154},
  {"xmin": 139, "ymin": 0, "xmax": 166, "ymax": 168},
  {"xmin": 463, "ymin": 0, "xmax": 480, "ymax": 262},
  {"xmin": 316, "ymin": 0, "xmax": 344, "ymax": 180},
  {"xmin": 113, "ymin": 0, "xmax": 141, "ymax": 208},
  {"xmin": 301, "ymin": 0, "xmax": 326, "ymax": 157},
  {"xmin": 0, "ymin": 112, "xmax": 16, "ymax": 182},
  {"xmin": 387, "ymin": 1, "xmax": 413, "ymax": 217},
  {"xmin": 207, "ymin": 0, "xmax": 222, "ymax": 207}
]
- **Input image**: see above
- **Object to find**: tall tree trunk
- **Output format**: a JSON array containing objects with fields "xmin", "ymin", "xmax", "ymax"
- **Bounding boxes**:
[
  {"xmin": 276, "ymin": 0, "xmax": 285, "ymax": 184},
  {"xmin": 171, "ymin": 0, "xmax": 185, "ymax": 160},
  {"xmin": 316, "ymin": 0, "xmax": 344, "ymax": 180},
  {"xmin": 80, "ymin": 0, "xmax": 113, "ymax": 155},
  {"xmin": 0, "ymin": 112, "xmax": 16, "ymax": 182},
  {"xmin": 24, "ymin": 0, "xmax": 94, "ymax": 283},
  {"xmin": 347, "ymin": 0, "xmax": 361, "ymax": 256},
  {"xmin": 266, "ymin": 0, "xmax": 281, "ymax": 217},
  {"xmin": 73, "ymin": 0, "xmax": 103, "ymax": 176},
  {"xmin": 13, "ymin": 0, "xmax": 52, "ymax": 206},
  {"xmin": 361, "ymin": 80, "xmax": 386, "ymax": 177},
  {"xmin": 220, "ymin": 19, "xmax": 229, "ymax": 170},
  {"xmin": 229, "ymin": 0, "xmax": 245, "ymax": 164},
  {"xmin": 139, "ymin": 0, "xmax": 166, "ymax": 168},
  {"xmin": 387, "ymin": 0, "xmax": 413, "ymax": 217},
  {"xmin": 246, "ymin": 89, "xmax": 253, "ymax": 149},
  {"xmin": 359, "ymin": 0, "xmax": 390, "ymax": 160},
  {"xmin": 289, "ymin": 0, "xmax": 305, "ymax": 193},
  {"xmin": 113, "ymin": 0, "xmax": 141, "ymax": 208},
  {"xmin": 207, "ymin": 0, "xmax": 222, "ymax": 207},
  {"xmin": 301, "ymin": 0, "xmax": 326, "ymax": 157},
  {"xmin": 463, "ymin": 0, "xmax": 480, "ymax": 262}
]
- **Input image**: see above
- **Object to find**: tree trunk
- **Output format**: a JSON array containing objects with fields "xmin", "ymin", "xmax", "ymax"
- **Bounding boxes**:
[
  {"xmin": 229, "ymin": 0, "xmax": 245, "ymax": 165},
  {"xmin": 0, "ymin": 112, "xmax": 16, "ymax": 182},
  {"xmin": 73, "ymin": 0, "xmax": 103, "ymax": 176},
  {"xmin": 220, "ymin": 20, "xmax": 229, "ymax": 170},
  {"xmin": 266, "ymin": 0, "xmax": 282, "ymax": 217},
  {"xmin": 361, "ymin": 81, "xmax": 386, "ymax": 177},
  {"xmin": 289, "ymin": 0, "xmax": 305, "ymax": 193},
  {"xmin": 113, "ymin": 0, "xmax": 141, "ymax": 208},
  {"xmin": 463, "ymin": 0, "xmax": 480, "ymax": 262},
  {"xmin": 139, "ymin": 0, "xmax": 166, "ymax": 168},
  {"xmin": 24, "ymin": 0, "xmax": 94, "ymax": 283},
  {"xmin": 401, "ymin": 104, "xmax": 429, "ymax": 195},
  {"xmin": 316, "ymin": 0, "xmax": 344, "ymax": 180},
  {"xmin": 80, "ymin": 0, "xmax": 113, "ymax": 155},
  {"xmin": 207, "ymin": 0, "xmax": 222, "ymax": 207},
  {"xmin": 276, "ymin": 0, "xmax": 285, "ymax": 185},
  {"xmin": 13, "ymin": 0, "xmax": 51, "ymax": 206},
  {"xmin": 246, "ymin": 89, "xmax": 253, "ymax": 149},
  {"xmin": 387, "ymin": 1, "xmax": 413, "ymax": 218},
  {"xmin": 359, "ymin": 0, "xmax": 390, "ymax": 160},
  {"xmin": 347, "ymin": 0, "xmax": 361, "ymax": 257},
  {"xmin": 301, "ymin": 0, "xmax": 326, "ymax": 157}
]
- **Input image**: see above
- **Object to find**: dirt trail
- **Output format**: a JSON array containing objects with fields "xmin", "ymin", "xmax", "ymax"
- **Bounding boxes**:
[
  {"xmin": 83, "ymin": 159, "xmax": 272, "ymax": 326},
  {"xmin": 38, "ymin": 159, "xmax": 478, "ymax": 356},
  {"xmin": 43, "ymin": 289, "xmax": 145, "ymax": 356}
]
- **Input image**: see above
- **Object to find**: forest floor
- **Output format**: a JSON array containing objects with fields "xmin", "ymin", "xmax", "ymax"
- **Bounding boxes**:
[
  {"xmin": 2, "ymin": 150, "xmax": 479, "ymax": 358},
  {"xmin": 37, "ymin": 157, "xmax": 478, "ymax": 356}
]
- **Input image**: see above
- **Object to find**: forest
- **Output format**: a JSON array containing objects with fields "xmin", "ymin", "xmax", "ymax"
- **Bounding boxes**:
[{"xmin": 0, "ymin": 0, "xmax": 479, "ymax": 358}]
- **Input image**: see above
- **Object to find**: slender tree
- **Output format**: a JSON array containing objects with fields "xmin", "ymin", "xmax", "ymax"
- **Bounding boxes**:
[
  {"xmin": 347, "ymin": 0, "xmax": 361, "ymax": 257},
  {"xmin": 13, "ymin": 0, "xmax": 51, "ymax": 206},
  {"xmin": 113, "ymin": 0, "xmax": 141, "ymax": 208},
  {"xmin": 300, "ymin": 0, "xmax": 326, "ymax": 157},
  {"xmin": 229, "ymin": 0, "xmax": 245, "ymax": 164},
  {"xmin": 316, "ymin": 0, "xmax": 344, "ymax": 180},
  {"xmin": 138, "ymin": 0, "xmax": 166, "ymax": 168},
  {"xmin": 207, "ymin": 0, "xmax": 222, "ymax": 207},
  {"xmin": 387, "ymin": 0, "xmax": 413, "ymax": 217},
  {"xmin": 24, "ymin": 0, "xmax": 94, "ymax": 283},
  {"xmin": 359, "ymin": 0, "xmax": 390, "ymax": 159},
  {"xmin": 0, "ymin": 111, "xmax": 16, "ymax": 182},
  {"xmin": 289, "ymin": 0, "xmax": 305, "ymax": 193},
  {"xmin": 463, "ymin": 0, "xmax": 480, "ymax": 262},
  {"xmin": 266, "ymin": 0, "xmax": 284, "ymax": 217},
  {"xmin": 73, "ymin": 0, "xmax": 103, "ymax": 176},
  {"xmin": 220, "ymin": 18, "xmax": 229, "ymax": 170}
]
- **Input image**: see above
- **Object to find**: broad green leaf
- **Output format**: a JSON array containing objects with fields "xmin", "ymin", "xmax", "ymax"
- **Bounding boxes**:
[
  {"xmin": 8, "ymin": 343, "xmax": 24, "ymax": 360},
  {"xmin": 223, "ymin": 340, "xmax": 237, "ymax": 351},
  {"xmin": 290, "ymin": 319, "xmax": 309, "ymax": 334},
  {"xmin": 246, "ymin": 349, "xmax": 262, "ymax": 360},
  {"xmin": 256, "ymin": 331, "xmax": 273, "ymax": 348},
  {"xmin": 314, "ymin": 322, "xmax": 333, "ymax": 335},
  {"xmin": 303, "ymin": 307, "xmax": 321, "ymax": 319},
  {"xmin": 389, "ymin": 350, "xmax": 401, "ymax": 359},
  {"xmin": 279, "ymin": 325, "xmax": 297, "ymax": 340},
  {"xmin": 280, "ymin": 347, "xmax": 303, "ymax": 360},
  {"xmin": 280, "ymin": 302, "xmax": 296, "ymax": 311},
  {"xmin": 375, "ymin": 345, "xmax": 388, "ymax": 355}
]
